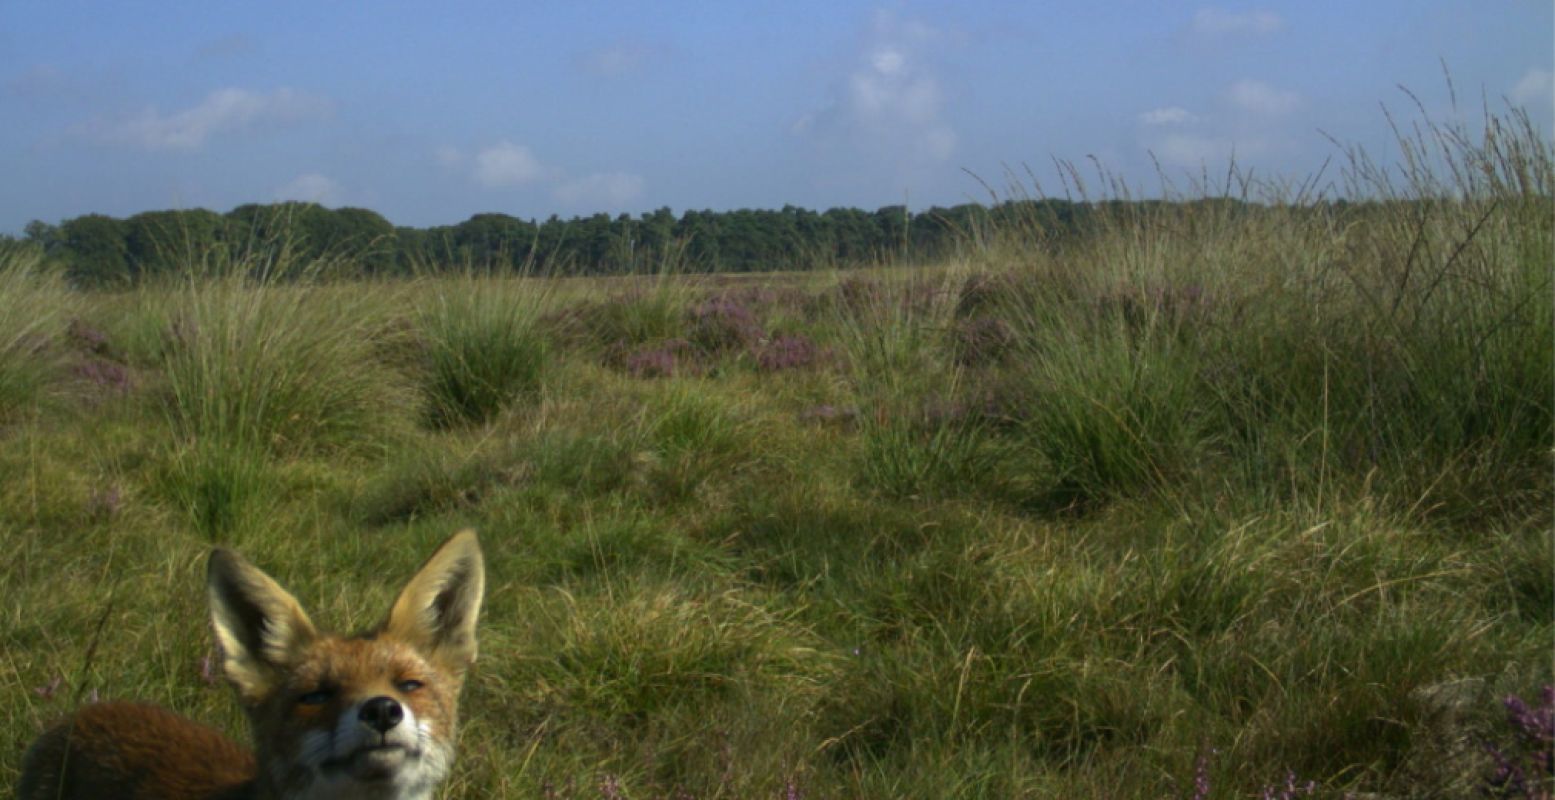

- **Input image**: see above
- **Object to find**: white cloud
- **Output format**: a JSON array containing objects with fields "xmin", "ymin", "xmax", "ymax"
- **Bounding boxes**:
[
  {"xmin": 1139, "ymin": 106, "xmax": 1197, "ymax": 126},
  {"xmin": 456, "ymin": 140, "xmax": 639, "ymax": 209},
  {"xmin": 1155, "ymin": 133, "xmax": 1235, "ymax": 167},
  {"xmin": 92, "ymin": 87, "xmax": 331, "ymax": 150},
  {"xmin": 849, "ymin": 47, "xmax": 941, "ymax": 125},
  {"xmin": 1191, "ymin": 8, "xmax": 1285, "ymax": 37},
  {"xmin": 1143, "ymin": 82, "xmax": 1296, "ymax": 171},
  {"xmin": 273, "ymin": 173, "xmax": 343, "ymax": 205},
  {"xmin": 870, "ymin": 47, "xmax": 907, "ymax": 78},
  {"xmin": 577, "ymin": 41, "xmax": 662, "ymax": 77},
  {"xmin": 1229, "ymin": 79, "xmax": 1299, "ymax": 115},
  {"xmin": 796, "ymin": 10, "xmax": 959, "ymax": 165},
  {"xmin": 1511, "ymin": 68, "xmax": 1553, "ymax": 106},
  {"xmin": 472, "ymin": 141, "xmax": 548, "ymax": 187},
  {"xmin": 1152, "ymin": 133, "xmax": 1278, "ymax": 170},
  {"xmin": 554, "ymin": 172, "xmax": 645, "ymax": 208}
]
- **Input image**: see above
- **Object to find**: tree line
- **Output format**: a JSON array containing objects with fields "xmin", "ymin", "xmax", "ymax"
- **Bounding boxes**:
[{"xmin": 6, "ymin": 199, "xmax": 1260, "ymax": 287}]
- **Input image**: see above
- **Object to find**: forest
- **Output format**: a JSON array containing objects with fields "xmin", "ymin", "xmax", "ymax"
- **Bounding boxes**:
[{"xmin": 8, "ymin": 197, "xmax": 1267, "ymax": 286}]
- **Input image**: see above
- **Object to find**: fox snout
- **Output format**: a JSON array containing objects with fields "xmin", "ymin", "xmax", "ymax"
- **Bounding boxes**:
[
  {"xmin": 359, "ymin": 696, "xmax": 404, "ymax": 734},
  {"xmin": 309, "ymin": 692, "xmax": 435, "ymax": 787},
  {"xmin": 18, "ymin": 530, "xmax": 484, "ymax": 800}
]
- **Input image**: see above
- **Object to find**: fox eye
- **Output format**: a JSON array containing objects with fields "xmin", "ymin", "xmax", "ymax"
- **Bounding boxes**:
[
  {"xmin": 298, "ymin": 688, "xmax": 334, "ymax": 705},
  {"xmin": 396, "ymin": 679, "xmax": 424, "ymax": 693}
]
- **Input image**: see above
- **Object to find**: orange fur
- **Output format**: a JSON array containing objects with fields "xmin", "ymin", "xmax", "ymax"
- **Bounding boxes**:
[{"xmin": 17, "ymin": 531, "xmax": 484, "ymax": 800}]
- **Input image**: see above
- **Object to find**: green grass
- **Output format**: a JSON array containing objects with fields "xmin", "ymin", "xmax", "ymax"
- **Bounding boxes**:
[
  {"xmin": 2, "ymin": 102, "xmax": 1550, "ymax": 798},
  {"xmin": 0, "ymin": 248, "xmax": 79, "ymax": 420},
  {"xmin": 154, "ymin": 271, "xmax": 414, "ymax": 457},
  {"xmin": 417, "ymin": 272, "xmax": 553, "ymax": 428}
]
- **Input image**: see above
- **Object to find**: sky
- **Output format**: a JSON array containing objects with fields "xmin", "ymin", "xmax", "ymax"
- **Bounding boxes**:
[{"xmin": 2, "ymin": 2, "xmax": 1551, "ymax": 233}]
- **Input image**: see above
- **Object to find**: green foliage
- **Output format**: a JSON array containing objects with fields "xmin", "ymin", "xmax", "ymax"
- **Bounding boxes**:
[
  {"xmin": 0, "ymin": 249, "xmax": 77, "ymax": 418},
  {"xmin": 626, "ymin": 382, "xmax": 755, "ymax": 504},
  {"xmin": 124, "ymin": 209, "xmax": 227, "ymax": 281},
  {"xmin": 353, "ymin": 435, "xmax": 523, "ymax": 526},
  {"xmin": 38, "ymin": 200, "xmax": 1072, "ymax": 284},
  {"xmin": 1007, "ymin": 320, "xmax": 1216, "ymax": 509},
  {"xmin": 154, "ymin": 441, "xmax": 275, "ymax": 540},
  {"xmin": 519, "ymin": 582, "xmax": 830, "ymax": 722},
  {"xmin": 56, "ymin": 213, "xmax": 131, "ymax": 287},
  {"xmin": 854, "ymin": 394, "xmax": 1009, "ymax": 501},
  {"xmin": 156, "ymin": 270, "xmax": 411, "ymax": 455},
  {"xmin": 561, "ymin": 272, "xmax": 695, "ymax": 357},
  {"xmin": 417, "ymin": 274, "xmax": 552, "ymax": 428}
]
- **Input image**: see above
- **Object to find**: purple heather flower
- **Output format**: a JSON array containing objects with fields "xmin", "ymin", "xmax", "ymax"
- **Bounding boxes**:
[
  {"xmin": 623, "ymin": 338, "xmax": 698, "ymax": 378},
  {"xmin": 72, "ymin": 359, "xmax": 133, "ymax": 394},
  {"xmin": 1191, "ymin": 749, "xmax": 1214, "ymax": 800},
  {"xmin": 598, "ymin": 774, "xmax": 625, "ymax": 800},
  {"xmin": 688, "ymin": 296, "xmax": 764, "ymax": 353},
  {"xmin": 32, "ymin": 675, "xmax": 62, "ymax": 700},
  {"xmin": 1259, "ymin": 770, "xmax": 1317, "ymax": 800},
  {"xmin": 1505, "ymin": 690, "xmax": 1555, "ymax": 749},
  {"xmin": 1484, "ymin": 686, "xmax": 1555, "ymax": 796},
  {"xmin": 200, "ymin": 652, "xmax": 220, "ymax": 686},
  {"xmin": 86, "ymin": 485, "xmax": 122, "ymax": 520},
  {"xmin": 66, "ymin": 318, "xmax": 112, "ymax": 355},
  {"xmin": 755, "ymin": 333, "xmax": 820, "ymax": 372}
]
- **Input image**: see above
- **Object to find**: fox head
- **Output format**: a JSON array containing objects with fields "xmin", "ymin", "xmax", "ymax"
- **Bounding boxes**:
[{"xmin": 206, "ymin": 531, "xmax": 484, "ymax": 800}]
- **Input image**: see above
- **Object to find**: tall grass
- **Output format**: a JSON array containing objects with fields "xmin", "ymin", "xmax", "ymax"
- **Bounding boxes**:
[
  {"xmin": 561, "ymin": 258, "xmax": 702, "ymax": 358},
  {"xmin": 417, "ymin": 272, "xmax": 553, "ymax": 428},
  {"xmin": 973, "ymin": 99, "xmax": 1554, "ymax": 523},
  {"xmin": 829, "ymin": 268, "xmax": 1014, "ymax": 500},
  {"xmin": 142, "ymin": 248, "xmax": 414, "ymax": 537},
  {"xmin": 0, "ymin": 248, "xmax": 78, "ymax": 418},
  {"xmin": 156, "ymin": 261, "xmax": 411, "ymax": 456}
]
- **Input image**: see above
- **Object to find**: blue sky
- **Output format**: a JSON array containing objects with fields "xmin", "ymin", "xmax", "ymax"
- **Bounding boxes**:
[{"xmin": 3, "ymin": 2, "xmax": 1550, "ymax": 233}]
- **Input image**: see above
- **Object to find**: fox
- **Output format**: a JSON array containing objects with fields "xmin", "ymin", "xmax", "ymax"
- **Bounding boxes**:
[{"xmin": 18, "ymin": 529, "xmax": 485, "ymax": 800}]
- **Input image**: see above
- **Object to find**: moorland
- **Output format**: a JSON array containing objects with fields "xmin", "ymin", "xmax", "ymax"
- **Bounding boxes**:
[{"xmin": 1, "ymin": 105, "xmax": 1550, "ymax": 798}]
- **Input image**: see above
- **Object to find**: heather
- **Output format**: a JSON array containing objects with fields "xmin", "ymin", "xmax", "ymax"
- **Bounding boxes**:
[{"xmin": 1, "ymin": 105, "xmax": 1550, "ymax": 798}]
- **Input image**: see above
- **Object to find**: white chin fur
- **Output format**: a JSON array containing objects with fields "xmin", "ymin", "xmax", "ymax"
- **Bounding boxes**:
[{"xmin": 284, "ymin": 704, "xmax": 453, "ymax": 800}]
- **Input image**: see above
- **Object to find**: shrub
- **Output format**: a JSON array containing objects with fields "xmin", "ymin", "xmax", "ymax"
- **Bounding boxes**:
[
  {"xmin": 1482, "ymin": 687, "xmax": 1555, "ymax": 799},
  {"xmin": 754, "ymin": 333, "xmax": 822, "ymax": 372},
  {"xmin": 686, "ymin": 295, "xmax": 764, "ymax": 355},
  {"xmin": 621, "ymin": 338, "xmax": 699, "ymax": 378}
]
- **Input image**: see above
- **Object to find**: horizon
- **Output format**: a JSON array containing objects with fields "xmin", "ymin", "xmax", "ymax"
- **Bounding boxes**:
[{"xmin": 3, "ymin": 2, "xmax": 1551, "ymax": 235}]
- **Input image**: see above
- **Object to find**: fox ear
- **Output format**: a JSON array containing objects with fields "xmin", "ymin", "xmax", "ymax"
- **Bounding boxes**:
[
  {"xmin": 384, "ymin": 530, "xmax": 485, "ymax": 676},
  {"xmin": 207, "ymin": 549, "xmax": 318, "ymax": 703}
]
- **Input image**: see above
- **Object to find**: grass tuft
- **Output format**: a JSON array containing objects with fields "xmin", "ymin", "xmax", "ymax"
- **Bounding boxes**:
[
  {"xmin": 417, "ymin": 273, "xmax": 553, "ymax": 428},
  {"xmin": 156, "ymin": 268, "xmax": 411, "ymax": 456},
  {"xmin": 0, "ymin": 248, "xmax": 78, "ymax": 418}
]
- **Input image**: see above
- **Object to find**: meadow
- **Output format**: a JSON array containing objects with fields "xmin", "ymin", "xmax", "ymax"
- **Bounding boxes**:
[{"xmin": 1, "ymin": 107, "xmax": 1551, "ymax": 798}]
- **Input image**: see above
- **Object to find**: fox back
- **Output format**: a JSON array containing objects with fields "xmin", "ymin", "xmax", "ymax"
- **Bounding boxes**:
[{"xmin": 18, "ymin": 530, "xmax": 485, "ymax": 800}]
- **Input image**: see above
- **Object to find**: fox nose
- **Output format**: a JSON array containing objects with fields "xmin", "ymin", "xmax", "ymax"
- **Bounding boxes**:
[{"xmin": 359, "ymin": 696, "xmax": 404, "ymax": 733}]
